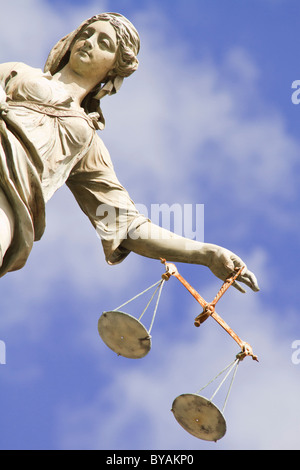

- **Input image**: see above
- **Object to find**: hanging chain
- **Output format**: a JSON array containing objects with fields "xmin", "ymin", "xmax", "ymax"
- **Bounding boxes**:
[
  {"xmin": 196, "ymin": 358, "xmax": 238, "ymax": 395},
  {"xmin": 196, "ymin": 357, "xmax": 241, "ymax": 412},
  {"xmin": 113, "ymin": 279, "xmax": 163, "ymax": 312},
  {"xmin": 222, "ymin": 359, "xmax": 240, "ymax": 413},
  {"xmin": 111, "ymin": 278, "xmax": 166, "ymax": 334},
  {"xmin": 139, "ymin": 280, "xmax": 164, "ymax": 322},
  {"xmin": 148, "ymin": 280, "xmax": 165, "ymax": 334},
  {"xmin": 209, "ymin": 359, "xmax": 239, "ymax": 403}
]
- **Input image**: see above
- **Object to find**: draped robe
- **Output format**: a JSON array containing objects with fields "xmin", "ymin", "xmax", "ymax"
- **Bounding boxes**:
[{"xmin": 0, "ymin": 62, "xmax": 147, "ymax": 277}]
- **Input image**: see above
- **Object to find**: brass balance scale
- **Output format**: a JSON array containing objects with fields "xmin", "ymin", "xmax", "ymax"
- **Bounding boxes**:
[{"xmin": 98, "ymin": 259, "xmax": 258, "ymax": 442}]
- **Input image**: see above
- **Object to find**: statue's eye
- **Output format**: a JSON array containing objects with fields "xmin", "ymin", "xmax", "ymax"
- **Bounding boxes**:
[
  {"xmin": 79, "ymin": 31, "xmax": 90, "ymax": 40},
  {"xmin": 100, "ymin": 38, "xmax": 110, "ymax": 48},
  {"xmin": 98, "ymin": 36, "xmax": 115, "ymax": 52}
]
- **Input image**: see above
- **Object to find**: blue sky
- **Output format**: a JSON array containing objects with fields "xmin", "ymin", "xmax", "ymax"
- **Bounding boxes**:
[{"xmin": 0, "ymin": 0, "xmax": 300, "ymax": 450}]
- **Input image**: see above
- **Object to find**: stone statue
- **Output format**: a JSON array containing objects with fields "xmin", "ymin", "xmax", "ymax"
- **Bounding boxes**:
[{"xmin": 0, "ymin": 12, "xmax": 259, "ymax": 294}]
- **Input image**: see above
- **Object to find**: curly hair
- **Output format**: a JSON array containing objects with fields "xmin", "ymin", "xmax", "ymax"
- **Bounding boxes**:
[{"xmin": 93, "ymin": 12, "xmax": 140, "ymax": 79}]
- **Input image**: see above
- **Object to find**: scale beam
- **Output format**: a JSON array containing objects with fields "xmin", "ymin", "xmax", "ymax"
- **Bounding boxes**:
[{"xmin": 161, "ymin": 259, "xmax": 258, "ymax": 361}]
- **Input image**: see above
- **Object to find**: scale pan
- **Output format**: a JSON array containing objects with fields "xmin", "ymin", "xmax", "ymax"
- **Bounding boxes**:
[
  {"xmin": 98, "ymin": 311, "xmax": 151, "ymax": 359},
  {"xmin": 171, "ymin": 393, "xmax": 226, "ymax": 442}
]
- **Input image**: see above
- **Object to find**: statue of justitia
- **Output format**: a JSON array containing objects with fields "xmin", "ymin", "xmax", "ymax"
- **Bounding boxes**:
[{"xmin": 0, "ymin": 13, "xmax": 259, "ymax": 295}]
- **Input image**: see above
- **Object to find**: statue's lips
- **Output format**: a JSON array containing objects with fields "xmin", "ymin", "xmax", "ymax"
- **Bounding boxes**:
[{"xmin": 76, "ymin": 49, "xmax": 91, "ymax": 58}]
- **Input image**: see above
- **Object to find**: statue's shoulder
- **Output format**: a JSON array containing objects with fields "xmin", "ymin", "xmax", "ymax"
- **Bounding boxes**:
[
  {"xmin": 0, "ymin": 62, "xmax": 41, "ymax": 83},
  {"xmin": 0, "ymin": 62, "xmax": 43, "ymax": 78}
]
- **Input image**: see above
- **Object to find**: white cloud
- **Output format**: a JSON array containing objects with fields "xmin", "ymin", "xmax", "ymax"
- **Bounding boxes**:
[
  {"xmin": 102, "ymin": 23, "xmax": 299, "ymax": 215},
  {"xmin": 0, "ymin": 0, "xmax": 112, "ymax": 66}
]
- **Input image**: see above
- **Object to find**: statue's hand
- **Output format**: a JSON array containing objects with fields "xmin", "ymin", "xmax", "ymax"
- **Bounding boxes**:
[{"xmin": 207, "ymin": 245, "xmax": 260, "ymax": 293}]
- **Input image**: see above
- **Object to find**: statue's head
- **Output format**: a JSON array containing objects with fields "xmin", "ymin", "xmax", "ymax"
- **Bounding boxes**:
[{"xmin": 44, "ymin": 13, "xmax": 140, "ymax": 128}]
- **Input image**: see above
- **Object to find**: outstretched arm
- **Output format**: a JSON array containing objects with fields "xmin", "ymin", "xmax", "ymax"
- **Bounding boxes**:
[
  {"xmin": 121, "ymin": 221, "xmax": 259, "ymax": 293},
  {"xmin": 66, "ymin": 134, "xmax": 259, "ymax": 293}
]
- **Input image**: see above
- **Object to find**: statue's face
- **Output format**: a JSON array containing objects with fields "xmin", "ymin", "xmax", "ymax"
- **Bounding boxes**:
[{"xmin": 69, "ymin": 20, "xmax": 118, "ymax": 82}]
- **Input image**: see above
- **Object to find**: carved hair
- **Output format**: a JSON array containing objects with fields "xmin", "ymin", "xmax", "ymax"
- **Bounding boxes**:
[
  {"xmin": 44, "ymin": 12, "xmax": 140, "ymax": 129},
  {"xmin": 96, "ymin": 13, "xmax": 140, "ymax": 78}
]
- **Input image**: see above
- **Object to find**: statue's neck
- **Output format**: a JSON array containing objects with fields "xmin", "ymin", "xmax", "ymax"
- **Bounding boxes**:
[{"xmin": 52, "ymin": 64, "xmax": 99, "ymax": 107}]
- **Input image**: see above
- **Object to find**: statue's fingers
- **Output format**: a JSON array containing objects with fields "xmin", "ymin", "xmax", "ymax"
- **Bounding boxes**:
[
  {"xmin": 232, "ymin": 281, "xmax": 246, "ymax": 294},
  {"xmin": 239, "ymin": 270, "xmax": 260, "ymax": 292}
]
